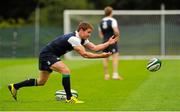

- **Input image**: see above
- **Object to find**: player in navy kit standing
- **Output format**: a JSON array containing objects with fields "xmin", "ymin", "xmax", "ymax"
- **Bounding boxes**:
[
  {"xmin": 99, "ymin": 6, "xmax": 123, "ymax": 80},
  {"xmin": 8, "ymin": 22, "xmax": 118, "ymax": 104}
]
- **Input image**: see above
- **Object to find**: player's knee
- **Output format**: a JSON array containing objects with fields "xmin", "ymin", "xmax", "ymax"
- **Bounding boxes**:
[
  {"xmin": 37, "ymin": 79, "xmax": 46, "ymax": 86},
  {"xmin": 37, "ymin": 82, "xmax": 46, "ymax": 86},
  {"xmin": 38, "ymin": 83, "xmax": 45, "ymax": 86},
  {"xmin": 56, "ymin": 66, "xmax": 70, "ymax": 74},
  {"xmin": 60, "ymin": 68, "xmax": 70, "ymax": 74}
]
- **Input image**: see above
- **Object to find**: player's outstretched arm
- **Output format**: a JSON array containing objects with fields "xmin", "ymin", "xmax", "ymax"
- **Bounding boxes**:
[
  {"xmin": 85, "ymin": 35, "xmax": 118, "ymax": 51},
  {"xmin": 74, "ymin": 45, "xmax": 112, "ymax": 58}
]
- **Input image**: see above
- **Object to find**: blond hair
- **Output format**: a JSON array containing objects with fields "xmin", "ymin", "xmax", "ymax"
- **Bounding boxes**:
[{"xmin": 104, "ymin": 6, "xmax": 113, "ymax": 16}]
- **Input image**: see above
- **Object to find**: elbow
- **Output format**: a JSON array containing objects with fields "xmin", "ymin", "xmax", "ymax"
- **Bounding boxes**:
[
  {"xmin": 115, "ymin": 34, "xmax": 120, "ymax": 38},
  {"xmin": 114, "ymin": 32, "xmax": 120, "ymax": 38},
  {"xmin": 93, "ymin": 49, "xmax": 99, "ymax": 52}
]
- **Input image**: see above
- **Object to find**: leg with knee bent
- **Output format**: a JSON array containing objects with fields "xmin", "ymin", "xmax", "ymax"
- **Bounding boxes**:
[
  {"xmin": 13, "ymin": 70, "xmax": 50, "ymax": 90},
  {"xmin": 50, "ymin": 61, "xmax": 72, "ymax": 100},
  {"xmin": 50, "ymin": 61, "xmax": 70, "ymax": 74},
  {"xmin": 8, "ymin": 70, "xmax": 50, "ymax": 101},
  {"xmin": 37, "ymin": 71, "xmax": 50, "ymax": 86}
]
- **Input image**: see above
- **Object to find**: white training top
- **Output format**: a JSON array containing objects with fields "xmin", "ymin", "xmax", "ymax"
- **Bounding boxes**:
[{"xmin": 68, "ymin": 31, "xmax": 90, "ymax": 46}]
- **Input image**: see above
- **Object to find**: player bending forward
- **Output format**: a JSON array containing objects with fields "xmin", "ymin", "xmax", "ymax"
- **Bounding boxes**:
[{"xmin": 8, "ymin": 22, "xmax": 118, "ymax": 104}]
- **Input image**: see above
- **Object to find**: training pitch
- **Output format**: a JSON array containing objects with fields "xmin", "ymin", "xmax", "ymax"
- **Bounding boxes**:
[{"xmin": 0, "ymin": 58, "xmax": 180, "ymax": 111}]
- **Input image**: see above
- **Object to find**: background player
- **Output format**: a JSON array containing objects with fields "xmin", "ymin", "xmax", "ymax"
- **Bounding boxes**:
[{"xmin": 99, "ymin": 6, "xmax": 123, "ymax": 80}]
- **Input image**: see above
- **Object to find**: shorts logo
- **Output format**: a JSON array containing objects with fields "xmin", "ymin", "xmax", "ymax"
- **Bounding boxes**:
[
  {"xmin": 47, "ymin": 61, "xmax": 51, "ymax": 65},
  {"xmin": 112, "ymin": 49, "xmax": 116, "ymax": 53}
]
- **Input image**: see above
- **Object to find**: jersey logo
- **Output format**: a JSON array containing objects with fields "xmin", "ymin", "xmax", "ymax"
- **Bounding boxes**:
[
  {"xmin": 112, "ymin": 49, "xmax": 116, "ymax": 53},
  {"xmin": 102, "ymin": 21, "xmax": 108, "ymax": 29},
  {"xmin": 47, "ymin": 61, "xmax": 51, "ymax": 65}
]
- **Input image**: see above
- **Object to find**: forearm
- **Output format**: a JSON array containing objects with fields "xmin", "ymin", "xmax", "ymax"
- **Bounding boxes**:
[
  {"xmin": 81, "ymin": 52, "xmax": 107, "ymax": 58},
  {"xmin": 74, "ymin": 45, "xmax": 111, "ymax": 59},
  {"xmin": 93, "ymin": 42, "xmax": 110, "ymax": 51}
]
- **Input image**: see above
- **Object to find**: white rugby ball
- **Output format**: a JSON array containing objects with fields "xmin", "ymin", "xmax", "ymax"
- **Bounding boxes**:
[
  {"xmin": 55, "ymin": 89, "xmax": 78, "ymax": 101},
  {"xmin": 147, "ymin": 58, "xmax": 162, "ymax": 72}
]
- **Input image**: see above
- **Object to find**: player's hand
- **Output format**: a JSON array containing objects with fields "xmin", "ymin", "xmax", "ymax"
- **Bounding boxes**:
[
  {"xmin": 108, "ymin": 35, "xmax": 118, "ymax": 45},
  {"xmin": 102, "ymin": 52, "xmax": 112, "ymax": 58}
]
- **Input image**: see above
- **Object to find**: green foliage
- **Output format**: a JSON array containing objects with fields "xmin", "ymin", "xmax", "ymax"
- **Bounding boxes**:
[
  {"xmin": 38, "ymin": 0, "xmax": 94, "ymax": 9},
  {"xmin": 0, "ymin": 21, "xmax": 12, "ymax": 28},
  {"xmin": 1, "ymin": 0, "xmax": 180, "ymax": 27},
  {"xmin": 87, "ymin": 0, "xmax": 116, "ymax": 9},
  {"xmin": 0, "ymin": 18, "xmax": 26, "ymax": 28},
  {"xmin": 29, "ymin": 0, "xmax": 95, "ymax": 26}
]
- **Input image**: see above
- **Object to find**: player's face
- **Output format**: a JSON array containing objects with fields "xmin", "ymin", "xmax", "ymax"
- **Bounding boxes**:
[{"xmin": 80, "ymin": 28, "xmax": 92, "ymax": 39}]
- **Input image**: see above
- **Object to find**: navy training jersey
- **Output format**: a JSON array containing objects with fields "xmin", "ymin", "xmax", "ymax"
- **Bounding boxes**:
[
  {"xmin": 99, "ymin": 17, "xmax": 118, "ymax": 42},
  {"xmin": 40, "ymin": 31, "xmax": 90, "ymax": 57}
]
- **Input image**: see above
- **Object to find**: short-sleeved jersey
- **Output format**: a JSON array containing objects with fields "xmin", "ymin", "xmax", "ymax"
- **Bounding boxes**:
[
  {"xmin": 99, "ymin": 17, "xmax": 118, "ymax": 42},
  {"xmin": 40, "ymin": 31, "xmax": 89, "ymax": 57}
]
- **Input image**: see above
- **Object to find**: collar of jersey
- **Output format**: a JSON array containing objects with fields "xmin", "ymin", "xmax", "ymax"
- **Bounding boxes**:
[
  {"xmin": 75, "ymin": 31, "xmax": 80, "ymax": 38},
  {"xmin": 103, "ymin": 17, "xmax": 112, "ymax": 20}
]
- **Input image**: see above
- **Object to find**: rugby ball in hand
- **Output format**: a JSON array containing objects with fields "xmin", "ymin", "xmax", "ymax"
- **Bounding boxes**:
[
  {"xmin": 147, "ymin": 58, "xmax": 162, "ymax": 72},
  {"xmin": 55, "ymin": 89, "xmax": 78, "ymax": 101}
]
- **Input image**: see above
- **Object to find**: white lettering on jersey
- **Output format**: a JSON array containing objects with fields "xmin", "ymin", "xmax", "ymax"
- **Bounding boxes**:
[{"xmin": 102, "ymin": 21, "xmax": 108, "ymax": 29}]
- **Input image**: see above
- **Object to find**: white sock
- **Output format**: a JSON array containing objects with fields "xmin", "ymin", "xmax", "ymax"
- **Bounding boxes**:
[{"xmin": 112, "ymin": 72, "xmax": 119, "ymax": 78}]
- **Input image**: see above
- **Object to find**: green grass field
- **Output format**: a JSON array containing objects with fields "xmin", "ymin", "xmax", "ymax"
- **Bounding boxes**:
[{"xmin": 0, "ymin": 58, "xmax": 180, "ymax": 111}]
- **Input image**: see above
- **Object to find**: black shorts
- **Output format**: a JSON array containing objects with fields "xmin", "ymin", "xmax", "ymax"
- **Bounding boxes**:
[
  {"xmin": 39, "ymin": 52, "xmax": 61, "ymax": 73},
  {"xmin": 103, "ymin": 43, "xmax": 119, "ymax": 53}
]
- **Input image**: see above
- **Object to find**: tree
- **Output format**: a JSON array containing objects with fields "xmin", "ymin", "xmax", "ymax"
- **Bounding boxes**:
[
  {"xmin": 0, "ymin": 0, "xmax": 37, "ymax": 21},
  {"xmin": 34, "ymin": 0, "xmax": 94, "ymax": 26}
]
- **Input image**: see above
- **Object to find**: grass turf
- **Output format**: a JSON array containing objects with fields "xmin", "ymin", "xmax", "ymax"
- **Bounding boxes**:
[{"xmin": 0, "ymin": 58, "xmax": 180, "ymax": 111}]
